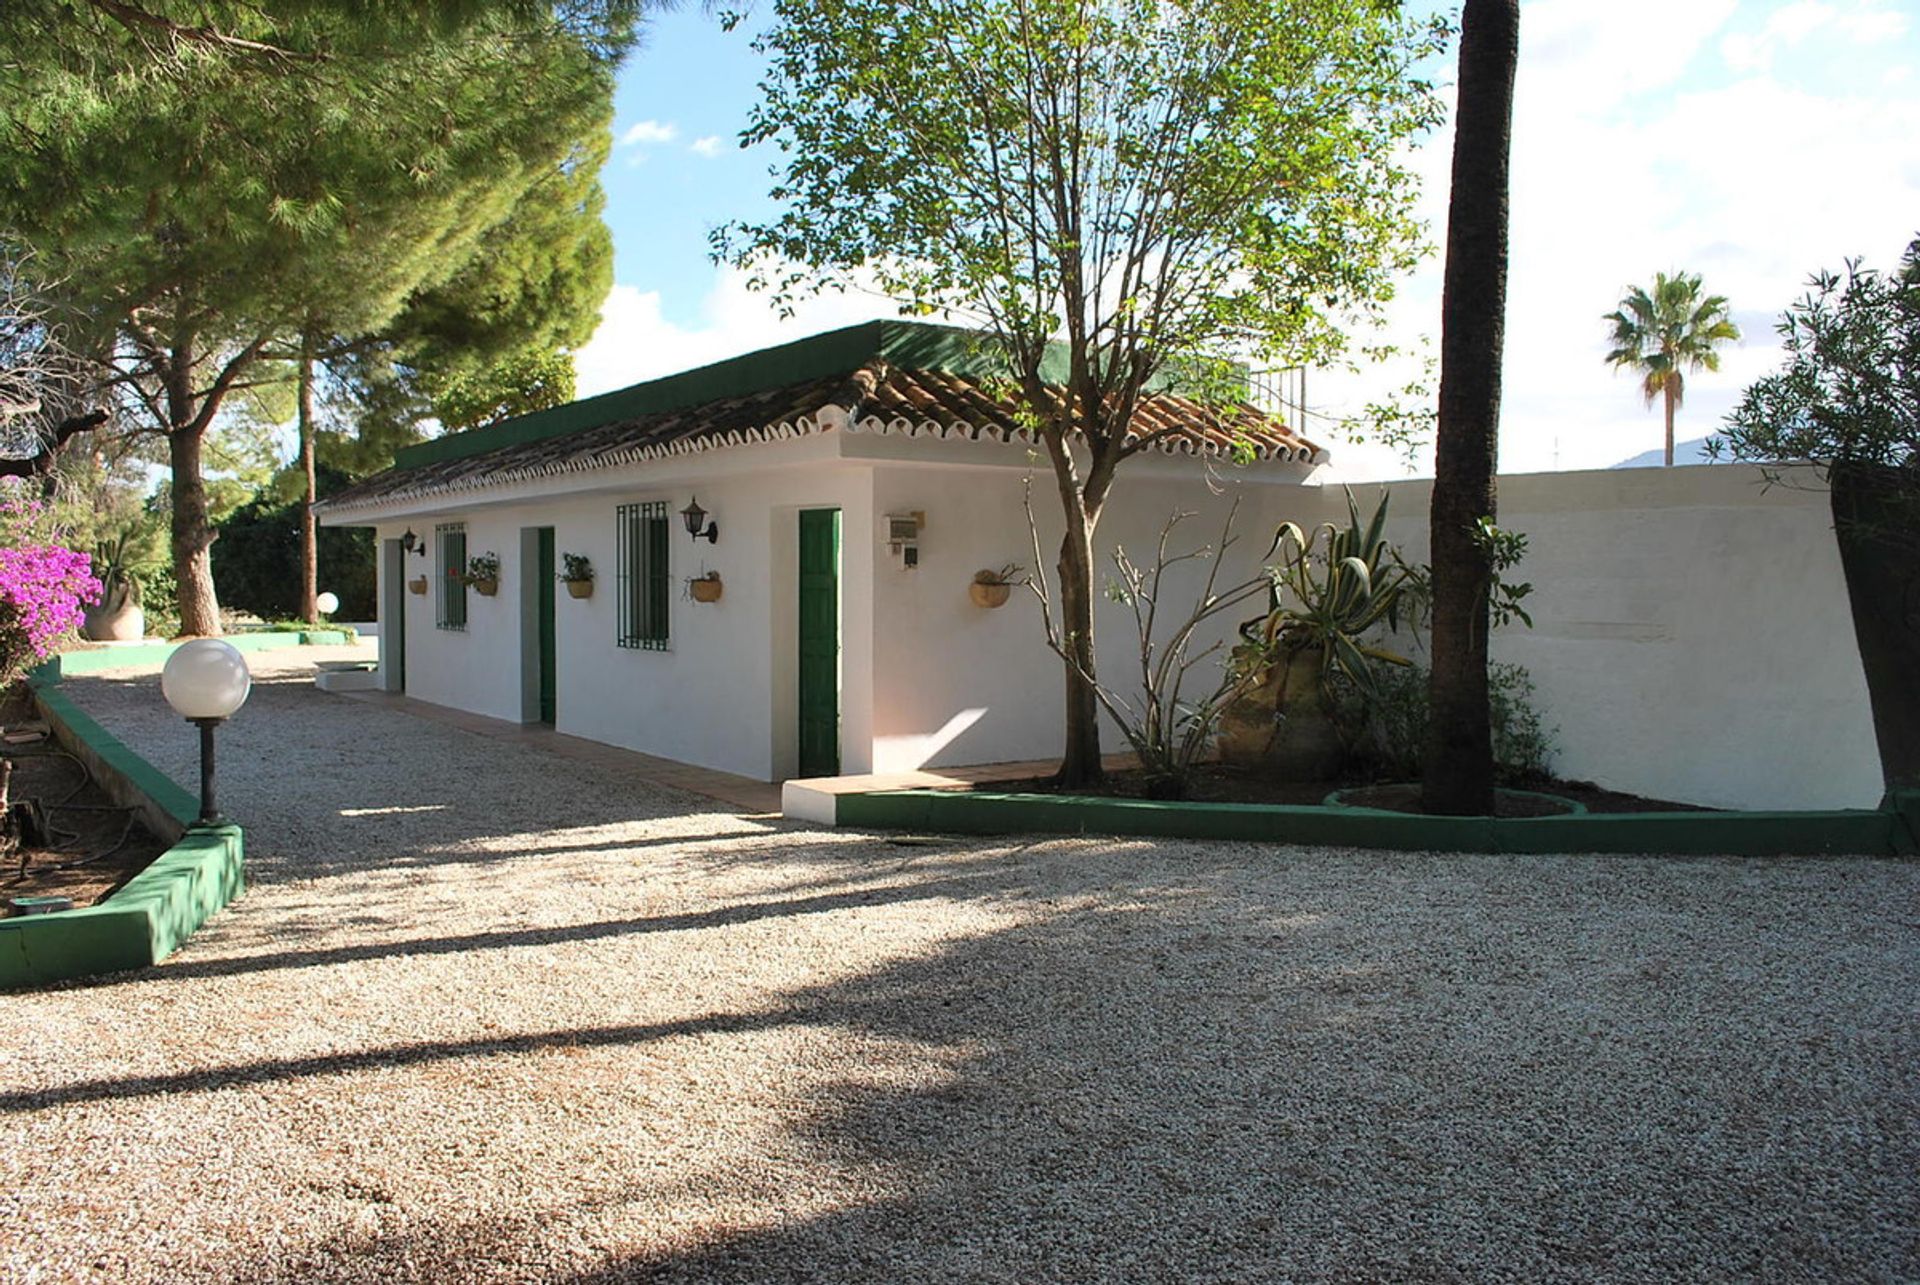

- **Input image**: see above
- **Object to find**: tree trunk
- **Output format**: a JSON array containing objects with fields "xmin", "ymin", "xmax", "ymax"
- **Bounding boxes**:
[
  {"xmin": 1422, "ymin": 0, "xmax": 1517, "ymax": 817},
  {"xmin": 1054, "ymin": 521, "xmax": 1104, "ymax": 787},
  {"xmin": 169, "ymin": 428, "xmax": 222, "ymax": 637},
  {"xmin": 1830, "ymin": 460, "xmax": 1920, "ymax": 799},
  {"xmin": 297, "ymin": 344, "xmax": 319, "ymax": 624},
  {"xmin": 1664, "ymin": 381, "xmax": 1676, "ymax": 467}
]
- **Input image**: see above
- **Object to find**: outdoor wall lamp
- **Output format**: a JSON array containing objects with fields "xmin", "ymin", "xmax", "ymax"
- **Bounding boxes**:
[
  {"xmin": 161, "ymin": 639, "xmax": 252, "ymax": 828},
  {"xmin": 680, "ymin": 497, "xmax": 718, "ymax": 544},
  {"xmin": 401, "ymin": 528, "xmax": 426, "ymax": 558}
]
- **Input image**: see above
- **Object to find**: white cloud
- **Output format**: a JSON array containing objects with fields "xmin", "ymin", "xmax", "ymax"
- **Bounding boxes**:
[
  {"xmin": 1524, "ymin": 0, "xmax": 1738, "ymax": 107},
  {"xmin": 618, "ymin": 119, "xmax": 679, "ymax": 147},
  {"xmin": 1313, "ymin": 25, "xmax": 1920, "ymax": 482},
  {"xmin": 689, "ymin": 135, "xmax": 725, "ymax": 158},
  {"xmin": 1723, "ymin": 0, "xmax": 1909, "ymax": 74},
  {"xmin": 573, "ymin": 266, "xmax": 904, "ymax": 398}
]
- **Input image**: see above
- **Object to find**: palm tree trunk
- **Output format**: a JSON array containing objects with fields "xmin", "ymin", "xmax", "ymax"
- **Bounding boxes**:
[
  {"xmin": 1423, "ymin": 0, "xmax": 1518, "ymax": 817},
  {"xmin": 1664, "ymin": 381, "xmax": 1676, "ymax": 467}
]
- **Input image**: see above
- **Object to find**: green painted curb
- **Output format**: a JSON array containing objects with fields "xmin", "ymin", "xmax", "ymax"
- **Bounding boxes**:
[
  {"xmin": 32, "ymin": 630, "xmax": 347, "ymax": 681},
  {"xmin": 835, "ymin": 790, "xmax": 1905, "ymax": 857},
  {"xmin": 31, "ymin": 683, "xmax": 197, "ymax": 825},
  {"xmin": 0, "ymin": 827, "xmax": 244, "ymax": 988},
  {"xmin": 2, "ymin": 670, "xmax": 246, "ymax": 989}
]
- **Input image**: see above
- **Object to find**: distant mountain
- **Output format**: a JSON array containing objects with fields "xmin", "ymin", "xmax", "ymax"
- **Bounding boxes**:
[{"xmin": 1610, "ymin": 437, "xmax": 1722, "ymax": 469}]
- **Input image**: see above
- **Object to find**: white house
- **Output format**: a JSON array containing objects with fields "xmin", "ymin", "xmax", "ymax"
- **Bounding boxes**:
[{"xmin": 316, "ymin": 320, "xmax": 1323, "ymax": 782}]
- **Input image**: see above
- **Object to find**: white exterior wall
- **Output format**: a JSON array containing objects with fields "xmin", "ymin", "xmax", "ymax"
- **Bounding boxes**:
[
  {"xmin": 359, "ymin": 437, "xmax": 878, "ymax": 781},
  {"xmin": 865, "ymin": 449, "xmax": 1314, "ymax": 773},
  {"xmin": 1326, "ymin": 465, "xmax": 1881, "ymax": 811},
  {"xmin": 348, "ymin": 444, "xmax": 1882, "ymax": 810}
]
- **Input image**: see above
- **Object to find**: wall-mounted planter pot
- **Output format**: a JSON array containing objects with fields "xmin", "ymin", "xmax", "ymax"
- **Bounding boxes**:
[
  {"xmin": 689, "ymin": 576, "xmax": 723, "ymax": 604},
  {"xmin": 408, "ymin": 577, "xmax": 429, "ymax": 596},
  {"xmin": 969, "ymin": 580, "xmax": 1013, "ymax": 609},
  {"xmin": 564, "ymin": 578, "xmax": 594, "ymax": 599},
  {"xmin": 470, "ymin": 578, "xmax": 499, "ymax": 597}
]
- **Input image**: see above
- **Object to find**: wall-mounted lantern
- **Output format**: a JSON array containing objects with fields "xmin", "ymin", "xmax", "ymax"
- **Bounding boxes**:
[
  {"xmin": 401, "ymin": 529, "xmax": 426, "ymax": 558},
  {"xmin": 681, "ymin": 497, "xmax": 718, "ymax": 544}
]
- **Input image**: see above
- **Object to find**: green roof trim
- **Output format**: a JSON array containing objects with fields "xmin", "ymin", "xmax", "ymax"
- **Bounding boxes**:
[{"xmin": 392, "ymin": 319, "xmax": 1246, "ymax": 473}]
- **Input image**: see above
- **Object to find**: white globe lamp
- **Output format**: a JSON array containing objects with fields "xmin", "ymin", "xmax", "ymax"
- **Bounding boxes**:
[
  {"xmin": 315, "ymin": 591, "xmax": 340, "ymax": 617},
  {"xmin": 161, "ymin": 639, "xmax": 252, "ymax": 826}
]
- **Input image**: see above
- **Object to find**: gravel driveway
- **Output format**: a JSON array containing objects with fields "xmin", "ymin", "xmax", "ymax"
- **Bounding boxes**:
[{"xmin": 3, "ymin": 646, "xmax": 1916, "ymax": 1283}]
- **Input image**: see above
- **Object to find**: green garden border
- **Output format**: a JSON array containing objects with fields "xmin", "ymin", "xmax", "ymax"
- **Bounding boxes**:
[
  {"xmin": 33, "ymin": 629, "xmax": 348, "ymax": 681},
  {"xmin": 834, "ymin": 788, "xmax": 1919, "ymax": 858},
  {"xmin": 1, "ymin": 658, "xmax": 253, "ymax": 989}
]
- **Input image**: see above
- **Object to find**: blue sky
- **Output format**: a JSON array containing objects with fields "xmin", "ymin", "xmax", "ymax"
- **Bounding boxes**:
[{"xmin": 579, "ymin": 0, "xmax": 1920, "ymax": 477}]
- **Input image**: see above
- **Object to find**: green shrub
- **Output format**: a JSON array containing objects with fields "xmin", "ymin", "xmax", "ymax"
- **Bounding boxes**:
[
  {"xmin": 212, "ymin": 464, "xmax": 375, "ymax": 620},
  {"xmin": 1333, "ymin": 661, "xmax": 1557, "ymax": 783}
]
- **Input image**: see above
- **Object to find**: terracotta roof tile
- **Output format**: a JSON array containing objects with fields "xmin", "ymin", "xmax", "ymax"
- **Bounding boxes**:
[{"xmin": 319, "ymin": 359, "xmax": 1318, "ymax": 514}]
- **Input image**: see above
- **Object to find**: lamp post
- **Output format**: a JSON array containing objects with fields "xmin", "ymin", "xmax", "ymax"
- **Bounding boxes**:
[{"xmin": 161, "ymin": 639, "xmax": 252, "ymax": 828}]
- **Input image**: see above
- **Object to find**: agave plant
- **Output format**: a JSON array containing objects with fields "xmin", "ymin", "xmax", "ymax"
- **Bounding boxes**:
[{"xmin": 1238, "ymin": 489, "xmax": 1418, "ymax": 697}]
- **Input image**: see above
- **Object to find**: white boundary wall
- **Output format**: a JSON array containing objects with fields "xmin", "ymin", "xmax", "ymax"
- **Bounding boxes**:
[{"xmin": 1332, "ymin": 464, "xmax": 1882, "ymax": 811}]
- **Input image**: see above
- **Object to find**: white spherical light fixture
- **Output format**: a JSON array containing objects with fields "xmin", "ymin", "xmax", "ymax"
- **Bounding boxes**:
[
  {"xmin": 315, "ymin": 591, "xmax": 340, "ymax": 616},
  {"xmin": 162, "ymin": 639, "xmax": 253, "ymax": 721},
  {"xmin": 161, "ymin": 639, "xmax": 251, "ymax": 827}
]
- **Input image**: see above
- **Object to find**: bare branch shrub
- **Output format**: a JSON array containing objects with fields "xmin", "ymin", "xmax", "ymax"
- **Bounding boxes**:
[
  {"xmin": 0, "ymin": 253, "xmax": 111, "ymax": 482},
  {"xmin": 1025, "ymin": 479, "xmax": 1270, "ymax": 797}
]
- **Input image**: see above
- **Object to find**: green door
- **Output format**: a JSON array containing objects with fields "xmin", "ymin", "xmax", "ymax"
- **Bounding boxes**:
[
  {"xmin": 797, "ymin": 508, "xmax": 841, "ymax": 777},
  {"xmin": 537, "ymin": 526, "xmax": 557, "ymax": 724}
]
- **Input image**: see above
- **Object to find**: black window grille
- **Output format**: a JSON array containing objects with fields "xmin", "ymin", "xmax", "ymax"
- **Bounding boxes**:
[
  {"xmin": 436, "ymin": 524, "xmax": 467, "ymax": 630},
  {"xmin": 616, "ymin": 502, "xmax": 670, "ymax": 649}
]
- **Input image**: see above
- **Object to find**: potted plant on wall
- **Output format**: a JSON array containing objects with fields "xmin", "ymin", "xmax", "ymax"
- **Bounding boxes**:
[
  {"xmin": 464, "ymin": 551, "xmax": 501, "ymax": 596},
  {"xmin": 558, "ymin": 552, "xmax": 594, "ymax": 599},
  {"xmin": 687, "ymin": 570, "xmax": 723, "ymax": 603},
  {"xmin": 969, "ymin": 564, "xmax": 1024, "ymax": 608}
]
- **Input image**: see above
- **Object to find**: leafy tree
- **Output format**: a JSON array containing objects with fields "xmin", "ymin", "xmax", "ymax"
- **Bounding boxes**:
[
  {"xmin": 1423, "ymin": 0, "xmax": 1518, "ymax": 817},
  {"xmin": 1713, "ymin": 238, "xmax": 1920, "ymax": 798},
  {"xmin": 722, "ymin": 0, "xmax": 1446, "ymax": 786},
  {"xmin": 3, "ymin": 4, "xmax": 634, "ymax": 634},
  {"xmin": 270, "ymin": 116, "xmax": 612, "ymax": 621},
  {"xmin": 1604, "ymin": 271, "xmax": 1741, "ymax": 468},
  {"xmin": 213, "ymin": 464, "xmax": 376, "ymax": 622},
  {"xmin": 431, "ymin": 348, "xmax": 581, "ymax": 433}
]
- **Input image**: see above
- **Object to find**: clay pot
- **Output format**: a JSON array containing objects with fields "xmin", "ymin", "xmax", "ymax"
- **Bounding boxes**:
[
  {"xmin": 969, "ymin": 580, "xmax": 1012, "ymax": 608},
  {"xmin": 1216, "ymin": 646, "xmax": 1345, "ymax": 780},
  {"xmin": 564, "ymin": 578, "xmax": 593, "ymax": 599},
  {"xmin": 689, "ymin": 576, "xmax": 723, "ymax": 603},
  {"xmin": 408, "ymin": 577, "xmax": 429, "ymax": 596},
  {"xmin": 81, "ymin": 590, "xmax": 144, "ymax": 641},
  {"xmin": 470, "ymin": 577, "xmax": 499, "ymax": 597}
]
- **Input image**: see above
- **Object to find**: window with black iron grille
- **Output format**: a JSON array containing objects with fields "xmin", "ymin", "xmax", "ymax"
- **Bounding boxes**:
[
  {"xmin": 616, "ymin": 502, "xmax": 670, "ymax": 649},
  {"xmin": 436, "ymin": 523, "xmax": 467, "ymax": 630}
]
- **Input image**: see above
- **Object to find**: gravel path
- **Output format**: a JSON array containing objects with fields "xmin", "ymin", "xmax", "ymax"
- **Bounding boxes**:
[{"xmin": 2, "ymin": 646, "xmax": 1916, "ymax": 1283}]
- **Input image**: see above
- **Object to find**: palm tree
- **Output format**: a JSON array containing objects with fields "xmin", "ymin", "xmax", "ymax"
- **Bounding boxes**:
[
  {"xmin": 1604, "ymin": 272, "xmax": 1741, "ymax": 467},
  {"xmin": 1422, "ymin": 0, "xmax": 1519, "ymax": 817}
]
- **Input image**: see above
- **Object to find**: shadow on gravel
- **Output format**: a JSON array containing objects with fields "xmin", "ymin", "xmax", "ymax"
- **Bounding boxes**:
[
  {"xmin": 207, "ymin": 864, "xmax": 1915, "ymax": 1285},
  {"xmin": 0, "ymin": 1009, "xmax": 786, "ymax": 1115},
  {"xmin": 70, "ymin": 864, "xmax": 1022, "ymax": 988}
]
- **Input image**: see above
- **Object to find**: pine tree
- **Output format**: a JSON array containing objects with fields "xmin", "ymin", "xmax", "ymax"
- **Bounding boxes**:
[{"xmin": 2, "ymin": 4, "xmax": 635, "ymax": 634}]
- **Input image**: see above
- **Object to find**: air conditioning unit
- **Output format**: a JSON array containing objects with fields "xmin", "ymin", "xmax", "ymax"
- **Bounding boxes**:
[{"xmin": 886, "ymin": 511, "xmax": 923, "ymax": 569}]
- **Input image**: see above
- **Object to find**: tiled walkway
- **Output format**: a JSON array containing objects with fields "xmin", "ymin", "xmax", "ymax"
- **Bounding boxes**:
[
  {"xmin": 340, "ymin": 690, "xmax": 786, "ymax": 814},
  {"xmin": 342, "ymin": 689, "xmax": 1136, "ymax": 820}
]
